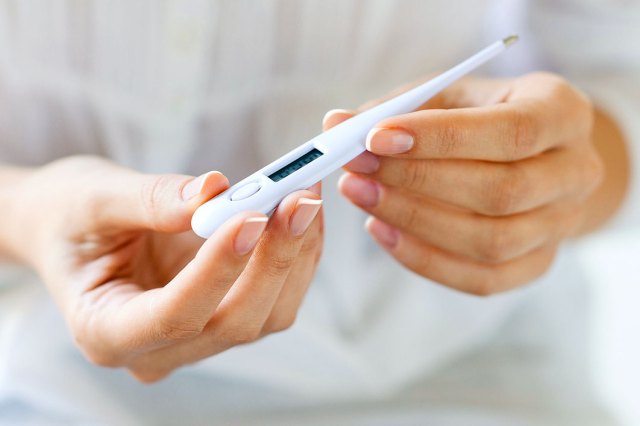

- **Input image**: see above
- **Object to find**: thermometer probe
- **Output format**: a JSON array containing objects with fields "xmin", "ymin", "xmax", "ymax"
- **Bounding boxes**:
[{"xmin": 192, "ymin": 35, "xmax": 519, "ymax": 238}]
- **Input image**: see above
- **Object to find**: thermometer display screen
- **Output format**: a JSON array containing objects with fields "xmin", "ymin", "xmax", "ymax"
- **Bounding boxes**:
[{"xmin": 268, "ymin": 148, "xmax": 324, "ymax": 182}]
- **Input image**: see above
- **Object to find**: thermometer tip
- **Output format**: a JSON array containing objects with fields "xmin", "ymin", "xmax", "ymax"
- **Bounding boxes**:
[{"xmin": 503, "ymin": 34, "xmax": 519, "ymax": 47}]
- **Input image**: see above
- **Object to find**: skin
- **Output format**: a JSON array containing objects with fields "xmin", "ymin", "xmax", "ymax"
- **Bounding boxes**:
[
  {"xmin": 0, "ymin": 157, "xmax": 324, "ymax": 382},
  {"xmin": 326, "ymin": 72, "xmax": 630, "ymax": 296},
  {"xmin": 0, "ymin": 72, "xmax": 630, "ymax": 381}
]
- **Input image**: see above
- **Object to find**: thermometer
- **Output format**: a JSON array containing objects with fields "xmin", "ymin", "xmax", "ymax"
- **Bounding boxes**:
[{"xmin": 192, "ymin": 35, "xmax": 519, "ymax": 238}]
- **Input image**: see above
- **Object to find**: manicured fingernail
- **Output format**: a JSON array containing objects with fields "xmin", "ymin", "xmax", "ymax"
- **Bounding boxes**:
[
  {"xmin": 182, "ymin": 171, "xmax": 222, "ymax": 200},
  {"xmin": 366, "ymin": 128, "xmax": 414, "ymax": 155},
  {"xmin": 234, "ymin": 217, "xmax": 268, "ymax": 255},
  {"xmin": 290, "ymin": 198, "xmax": 323, "ymax": 236},
  {"xmin": 343, "ymin": 151, "xmax": 380, "ymax": 174},
  {"xmin": 322, "ymin": 109, "xmax": 355, "ymax": 130},
  {"xmin": 339, "ymin": 174, "xmax": 380, "ymax": 208},
  {"xmin": 366, "ymin": 217, "xmax": 400, "ymax": 249}
]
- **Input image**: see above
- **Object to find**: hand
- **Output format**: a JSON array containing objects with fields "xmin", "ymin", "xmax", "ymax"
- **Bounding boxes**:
[
  {"xmin": 12, "ymin": 156, "xmax": 323, "ymax": 382},
  {"xmin": 325, "ymin": 73, "xmax": 603, "ymax": 295}
]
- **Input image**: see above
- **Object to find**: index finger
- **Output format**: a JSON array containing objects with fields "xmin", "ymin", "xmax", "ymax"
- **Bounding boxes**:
[
  {"xmin": 105, "ymin": 211, "xmax": 268, "ymax": 352},
  {"xmin": 367, "ymin": 97, "xmax": 590, "ymax": 162},
  {"xmin": 367, "ymin": 102, "xmax": 541, "ymax": 162}
]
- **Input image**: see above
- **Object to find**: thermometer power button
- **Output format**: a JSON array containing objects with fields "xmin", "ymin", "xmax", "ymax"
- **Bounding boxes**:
[{"xmin": 230, "ymin": 181, "xmax": 262, "ymax": 201}]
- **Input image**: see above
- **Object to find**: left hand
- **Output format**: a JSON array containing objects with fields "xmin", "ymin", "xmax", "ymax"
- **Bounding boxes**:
[
  {"xmin": 324, "ymin": 72, "xmax": 603, "ymax": 295},
  {"xmin": 9, "ymin": 156, "xmax": 324, "ymax": 381}
]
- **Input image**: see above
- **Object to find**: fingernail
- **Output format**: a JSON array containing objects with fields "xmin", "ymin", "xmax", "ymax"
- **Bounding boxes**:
[
  {"xmin": 339, "ymin": 174, "xmax": 380, "ymax": 208},
  {"xmin": 322, "ymin": 109, "xmax": 355, "ymax": 130},
  {"xmin": 366, "ymin": 128, "xmax": 414, "ymax": 155},
  {"xmin": 366, "ymin": 217, "xmax": 400, "ymax": 249},
  {"xmin": 182, "ymin": 171, "xmax": 221, "ymax": 200},
  {"xmin": 234, "ymin": 217, "xmax": 268, "ymax": 255},
  {"xmin": 290, "ymin": 198, "xmax": 323, "ymax": 236},
  {"xmin": 307, "ymin": 181, "xmax": 322, "ymax": 196},
  {"xmin": 343, "ymin": 151, "xmax": 380, "ymax": 174}
]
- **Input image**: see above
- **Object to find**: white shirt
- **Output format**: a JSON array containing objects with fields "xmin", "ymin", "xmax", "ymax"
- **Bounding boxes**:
[{"xmin": 0, "ymin": 1, "xmax": 639, "ymax": 424}]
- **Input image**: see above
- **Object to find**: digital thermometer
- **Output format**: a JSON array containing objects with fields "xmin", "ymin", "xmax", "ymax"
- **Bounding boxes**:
[{"xmin": 192, "ymin": 35, "xmax": 519, "ymax": 238}]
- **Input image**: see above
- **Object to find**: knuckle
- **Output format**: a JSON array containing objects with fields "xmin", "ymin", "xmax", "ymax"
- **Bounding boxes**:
[
  {"xmin": 508, "ymin": 108, "xmax": 539, "ymax": 160},
  {"xmin": 72, "ymin": 326, "xmax": 123, "ymax": 368},
  {"xmin": 467, "ymin": 269, "xmax": 504, "ymax": 297},
  {"xmin": 527, "ymin": 71, "xmax": 567, "ymax": 93},
  {"xmin": 403, "ymin": 247, "xmax": 438, "ymax": 282},
  {"xmin": 477, "ymin": 221, "xmax": 518, "ymax": 263},
  {"xmin": 129, "ymin": 367, "xmax": 171, "ymax": 384},
  {"xmin": 434, "ymin": 115, "xmax": 463, "ymax": 157},
  {"xmin": 139, "ymin": 174, "xmax": 178, "ymax": 229},
  {"xmin": 226, "ymin": 326, "xmax": 262, "ymax": 345},
  {"xmin": 397, "ymin": 203, "xmax": 421, "ymax": 230},
  {"xmin": 300, "ymin": 227, "xmax": 323, "ymax": 257},
  {"xmin": 544, "ymin": 74, "xmax": 576, "ymax": 102},
  {"xmin": 527, "ymin": 72, "xmax": 594, "ymax": 135},
  {"xmin": 265, "ymin": 312, "xmax": 298, "ymax": 334},
  {"xmin": 547, "ymin": 75, "xmax": 594, "ymax": 130},
  {"xmin": 265, "ymin": 254, "xmax": 297, "ymax": 278},
  {"xmin": 150, "ymin": 293, "xmax": 205, "ymax": 341},
  {"xmin": 209, "ymin": 312, "xmax": 262, "ymax": 347},
  {"xmin": 484, "ymin": 164, "xmax": 528, "ymax": 215},
  {"xmin": 403, "ymin": 160, "xmax": 429, "ymax": 190},
  {"xmin": 140, "ymin": 175, "xmax": 164, "ymax": 220},
  {"xmin": 539, "ymin": 72, "xmax": 569, "ymax": 89},
  {"xmin": 84, "ymin": 349, "xmax": 122, "ymax": 368},
  {"xmin": 155, "ymin": 316, "xmax": 203, "ymax": 341}
]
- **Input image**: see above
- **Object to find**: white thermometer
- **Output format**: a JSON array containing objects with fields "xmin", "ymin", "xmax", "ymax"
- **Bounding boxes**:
[{"xmin": 192, "ymin": 35, "xmax": 519, "ymax": 238}]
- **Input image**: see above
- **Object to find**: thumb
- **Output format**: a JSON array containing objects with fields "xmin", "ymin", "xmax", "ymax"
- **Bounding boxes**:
[{"xmin": 100, "ymin": 170, "xmax": 230, "ymax": 233}]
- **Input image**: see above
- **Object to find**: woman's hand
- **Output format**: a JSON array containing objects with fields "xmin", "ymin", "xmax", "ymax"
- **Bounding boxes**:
[
  {"xmin": 8, "ymin": 156, "xmax": 323, "ymax": 382},
  {"xmin": 325, "ymin": 72, "xmax": 604, "ymax": 295}
]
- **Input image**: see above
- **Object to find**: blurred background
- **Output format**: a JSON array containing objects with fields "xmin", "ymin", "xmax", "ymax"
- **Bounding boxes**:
[{"xmin": 578, "ymin": 226, "xmax": 640, "ymax": 425}]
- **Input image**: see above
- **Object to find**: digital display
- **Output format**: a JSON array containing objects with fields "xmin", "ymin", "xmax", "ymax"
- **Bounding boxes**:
[{"xmin": 268, "ymin": 148, "xmax": 324, "ymax": 182}]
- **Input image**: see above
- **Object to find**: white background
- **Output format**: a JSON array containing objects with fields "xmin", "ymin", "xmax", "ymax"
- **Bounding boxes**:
[{"xmin": 578, "ymin": 227, "xmax": 640, "ymax": 425}]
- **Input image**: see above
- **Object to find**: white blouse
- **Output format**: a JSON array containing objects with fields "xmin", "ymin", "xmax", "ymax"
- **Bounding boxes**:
[{"xmin": 0, "ymin": 0, "xmax": 638, "ymax": 424}]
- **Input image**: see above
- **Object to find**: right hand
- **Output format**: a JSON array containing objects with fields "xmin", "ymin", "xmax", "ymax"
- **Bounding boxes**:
[{"xmin": 10, "ymin": 156, "xmax": 323, "ymax": 382}]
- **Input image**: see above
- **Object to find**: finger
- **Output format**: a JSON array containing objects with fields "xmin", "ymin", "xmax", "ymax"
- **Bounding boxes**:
[
  {"xmin": 209, "ymin": 191, "xmax": 322, "ymax": 342},
  {"xmin": 418, "ymin": 76, "xmax": 513, "ymax": 109},
  {"xmin": 365, "ymin": 217, "xmax": 558, "ymax": 295},
  {"xmin": 325, "ymin": 77, "xmax": 534, "ymax": 168},
  {"xmin": 319, "ymin": 76, "xmax": 491, "ymax": 137},
  {"xmin": 96, "ymin": 169, "xmax": 230, "ymax": 233},
  {"xmin": 323, "ymin": 110, "xmax": 383, "ymax": 175},
  {"xmin": 127, "ymin": 192, "xmax": 323, "ymax": 381},
  {"xmin": 365, "ymin": 102, "xmax": 561, "ymax": 161},
  {"xmin": 261, "ymin": 194, "xmax": 324, "ymax": 334},
  {"xmin": 322, "ymin": 109, "xmax": 356, "ymax": 131},
  {"xmin": 350, "ymin": 146, "xmax": 602, "ymax": 216},
  {"xmin": 366, "ymin": 75, "xmax": 593, "ymax": 161},
  {"xmin": 308, "ymin": 180, "xmax": 323, "ymax": 196},
  {"xmin": 357, "ymin": 72, "xmax": 452, "ymax": 112},
  {"xmin": 339, "ymin": 173, "xmax": 581, "ymax": 264},
  {"xmin": 326, "ymin": 76, "xmax": 508, "ymax": 129},
  {"xmin": 101, "ymin": 211, "xmax": 268, "ymax": 353}
]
